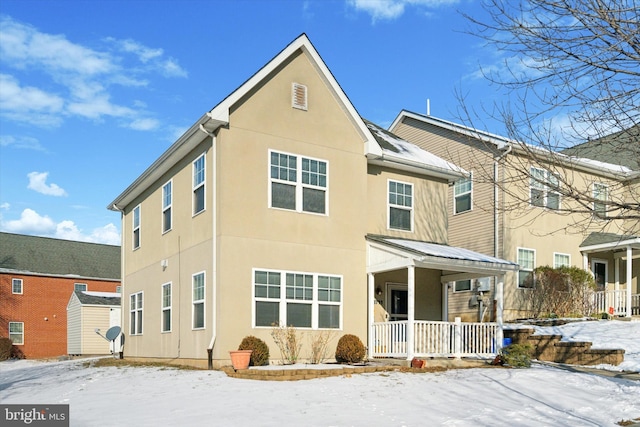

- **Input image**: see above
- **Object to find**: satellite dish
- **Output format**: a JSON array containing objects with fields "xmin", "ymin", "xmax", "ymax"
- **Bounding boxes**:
[{"xmin": 105, "ymin": 326, "xmax": 121, "ymax": 341}]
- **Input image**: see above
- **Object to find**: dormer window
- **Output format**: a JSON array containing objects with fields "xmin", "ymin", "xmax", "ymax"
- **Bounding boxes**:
[{"xmin": 292, "ymin": 83, "xmax": 307, "ymax": 110}]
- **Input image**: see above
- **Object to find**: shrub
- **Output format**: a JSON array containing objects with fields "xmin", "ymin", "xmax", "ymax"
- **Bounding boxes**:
[
  {"xmin": 308, "ymin": 330, "xmax": 335, "ymax": 364},
  {"xmin": 335, "ymin": 334, "xmax": 366, "ymax": 364},
  {"xmin": 500, "ymin": 343, "xmax": 534, "ymax": 368},
  {"xmin": 238, "ymin": 336, "xmax": 269, "ymax": 366},
  {"xmin": 0, "ymin": 338, "xmax": 24, "ymax": 361},
  {"xmin": 271, "ymin": 324, "xmax": 303, "ymax": 365}
]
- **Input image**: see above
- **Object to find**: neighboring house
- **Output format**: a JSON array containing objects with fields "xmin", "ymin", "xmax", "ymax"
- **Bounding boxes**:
[
  {"xmin": 389, "ymin": 111, "xmax": 639, "ymax": 320},
  {"xmin": 108, "ymin": 34, "xmax": 518, "ymax": 367},
  {"xmin": 0, "ymin": 232, "xmax": 120, "ymax": 358},
  {"xmin": 67, "ymin": 291, "xmax": 121, "ymax": 356}
]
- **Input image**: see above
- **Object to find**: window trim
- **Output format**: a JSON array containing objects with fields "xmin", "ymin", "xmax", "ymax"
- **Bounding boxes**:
[
  {"xmin": 553, "ymin": 252, "xmax": 571, "ymax": 269},
  {"xmin": 130, "ymin": 291, "xmax": 143, "ymax": 335},
  {"xmin": 74, "ymin": 283, "xmax": 87, "ymax": 292},
  {"xmin": 192, "ymin": 271, "xmax": 205, "ymax": 330},
  {"xmin": 192, "ymin": 153, "xmax": 206, "ymax": 216},
  {"xmin": 517, "ymin": 247, "xmax": 536, "ymax": 289},
  {"xmin": 252, "ymin": 268, "xmax": 343, "ymax": 330},
  {"xmin": 162, "ymin": 179, "xmax": 173, "ymax": 234},
  {"xmin": 530, "ymin": 167, "xmax": 560, "ymax": 210},
  {"xmin": 132, "ymin": 204, "xmax": 141, "ymax": 250},
  {"xmin": 9, "ymin": 321, "xmax": 24, "ymax": 345},
  {"xmin": 12, "ymin": 278, "xmax": 23, "ymax": 295},
  {"xmin": 388, "ymin": 179, "xmax": 413, "ymax": 232},
  {"xmin": 161, "ymin": 282, "xmax": 172, "ymax": 333},
  {"xmin": 453, "ymin": 173, "xmax": 472, "ymax": 215},
  {"xmin": 268, "ymin": 149, "xmax": 329, "ymax": 216},
  {"xmin": 593, "ymin": 182, "xmax": 608, "ymax": 219}
]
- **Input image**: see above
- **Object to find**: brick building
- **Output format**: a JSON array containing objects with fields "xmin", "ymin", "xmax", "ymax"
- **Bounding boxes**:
[{"xmin": 0, "ymin": 232, "xmax": 120, "ymax": 358}]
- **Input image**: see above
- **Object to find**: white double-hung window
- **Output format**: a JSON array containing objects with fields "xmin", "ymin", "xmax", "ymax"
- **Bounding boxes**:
[
  {"xmin": 517, "ymin": 248, "xmax": 536, "ymax": 288},
  {"xmin": 161, "ymin": 283, "xmax": 171, "ymax": 333},
  {"xmin": 388, "ymin": 180, "xmax": 413, "ymax": 231},
  {"xmin": 162, "ymin": 180, "xmax": 172, "ymax": 233},
  {"xmin": 9, "ymin": 322, "xmax": 23, "ymax": 345},
  {"xmin": 530, "ymin": 167, "xmax": 560, "ymax": 209},
  {"xmin": 193, "ymin": 154, "xmax": 205, "ymax": 215},
  {"xmin": 192, "ymin": 272, "xmax": 205, "ymax": 329},
  {"xmin": 132, "ymin": 205, "xmax": 141, "ymax": 249},
  {"xmin": 593, "ymin": 182, "xmax": 608, "ymax": 219},
  {"xmin": 269, "ymin": 150, "xmax": 328, "ymax": 215},
  {"xmin": 253, "ymin": 269, "xmax": 342, "ymax": 329},
  {"xmin": 130, "ymin": 292, "xmax": 143, "ymax": 335},
  {"xmin": 453, "ymin": 174, "xmax": 472, "ymax": 214}
]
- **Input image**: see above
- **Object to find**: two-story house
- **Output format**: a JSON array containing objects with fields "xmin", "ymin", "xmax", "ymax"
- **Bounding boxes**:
[
  {"xmin": 0, "ymin": 232, "xmax": 121, "ymax": 358},
  {"xmin": 389, "ymin": 111, "xmax": 639, "ymax": 321},
  {"xmin": 108, "ymin": 34, "xmax": 518, "ymax": 368}
]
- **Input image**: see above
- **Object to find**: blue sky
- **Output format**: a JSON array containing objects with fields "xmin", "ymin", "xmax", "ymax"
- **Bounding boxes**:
[{"xmin": 0, "ymin": 0, "xmax": 505, "ymax": 245}]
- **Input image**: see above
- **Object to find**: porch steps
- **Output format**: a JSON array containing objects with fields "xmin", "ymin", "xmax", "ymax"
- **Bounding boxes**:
[{"xmin": 504, "ymin": 328, "xmax": 624, "ymax": 366}]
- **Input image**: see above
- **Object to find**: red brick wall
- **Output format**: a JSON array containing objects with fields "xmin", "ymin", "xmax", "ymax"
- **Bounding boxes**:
[{"xmin": 0, "ymin": 273, "xmax": 120, "ymax": 359}]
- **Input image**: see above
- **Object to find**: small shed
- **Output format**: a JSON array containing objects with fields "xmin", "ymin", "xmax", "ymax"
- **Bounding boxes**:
[{"xmin": 67, "ymin": 291, "xmax": 121, "ymax": 355}]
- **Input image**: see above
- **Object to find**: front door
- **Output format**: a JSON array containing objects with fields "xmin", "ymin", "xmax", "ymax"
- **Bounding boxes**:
[
  {"xmin": 387, "ymin": 284, "xmax": 408, "ymax": 321},
  {"xmin": 591, "ymin": 259, "xmax": 607, "ymax": 291}
]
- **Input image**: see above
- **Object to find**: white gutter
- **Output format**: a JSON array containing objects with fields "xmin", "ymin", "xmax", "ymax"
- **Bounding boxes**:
[{"xmin": 199, "ymin": 125, "xmax": 218, "ymax": 367}]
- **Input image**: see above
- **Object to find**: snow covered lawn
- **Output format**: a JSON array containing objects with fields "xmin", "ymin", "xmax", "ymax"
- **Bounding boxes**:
[{"xmin": 2, "ymin": 320, "xmax": 639, "ymax": 427}]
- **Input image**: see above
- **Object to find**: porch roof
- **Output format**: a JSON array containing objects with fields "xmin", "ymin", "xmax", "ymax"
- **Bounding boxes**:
[
  {"xmin": 366, "ymin": 235, "xmax": 519, "ymax": 282},
  {"xmin": 579, "ymin": 232, "xmax": 640, "ymax": 253}
]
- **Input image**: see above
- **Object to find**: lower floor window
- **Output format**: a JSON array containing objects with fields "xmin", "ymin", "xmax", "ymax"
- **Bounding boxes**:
[
  {"xmin": 9, "ymin": 322, "xmax": 23, "ymax": 345},
  {"xmin": 454, "ymin": 280, "xmax": 471, "ymax": 292},
  {"xmin": 130, "ymin": 292, "xmax": 143, "ymax": 335},
  {"xmin": 253, "ymin": 269, "xmax": 342, "ymax": 329}
]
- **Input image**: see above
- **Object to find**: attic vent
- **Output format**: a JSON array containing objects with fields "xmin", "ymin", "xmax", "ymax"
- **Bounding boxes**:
[{"xmin": 292, "ymin": 82, "xmax": 307, "ymax": 110}]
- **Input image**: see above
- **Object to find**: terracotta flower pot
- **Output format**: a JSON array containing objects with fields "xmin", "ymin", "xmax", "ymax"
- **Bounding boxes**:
[{"xmin": 229, "ymin": 350, "xmax": 252, "ymax": 370}]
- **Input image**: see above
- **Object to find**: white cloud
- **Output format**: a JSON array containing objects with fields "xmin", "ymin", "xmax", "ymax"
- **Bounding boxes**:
[
  {"xmin": 0, "ymin": 208, "xmax": 121, "ymax": 245},
  {"xmin": 27, "ymin": 171, "xmax": 68, "ymax": 196},
  {"xmin": 1, "ymin": 208, "xmax": 56, "ymax": 234},
  {"xmin": 0, "ymin": 16, "xmax": 187, "ymax": 129},
  {"xmin": 0, "ymin": 134, "xmax": 46, "ymax": 151},
  {"xmin": 347, "ymin": 0, "xmax": 459, "ymax": 21},
  {"xmin": 0, "ymin": 202, "xmax": 10, "ymax": 210}
]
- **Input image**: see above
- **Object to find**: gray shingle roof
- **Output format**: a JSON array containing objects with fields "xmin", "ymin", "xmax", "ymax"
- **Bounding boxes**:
[
  {"xmin": 0, "ymin": 232, "xmax": 120, "ymax": 280},
  {"xmin": 580, "ymin": 232, "xmax": 639, "ymax": 248},
  {"xmin": 75, "ymin": 290, "xmax": 121, "ymax": 306},
  {"xmin": 562, "ymin": 125, "xmax": 640, "ymax": 171}
]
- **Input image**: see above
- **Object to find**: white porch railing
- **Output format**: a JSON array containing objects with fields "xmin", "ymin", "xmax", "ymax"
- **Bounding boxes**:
[
  {"xmin": 371, "ymin": 319, "xmax": 498, "ymax": 359},
  {"xmin": 590, "ymin": 290, "xmax": 640, "ymax": 316}
]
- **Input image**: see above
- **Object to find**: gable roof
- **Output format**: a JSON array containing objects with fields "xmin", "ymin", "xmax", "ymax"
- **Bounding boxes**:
[
  {"xmin": 391, "ymin": 110, "xmax": 634, "ymax": 180},
  {"xmin": 109, "ymin": 35, "xmax": 468, "ymax": 212},
  {"xmin": 0, "ymin": 232, "xmax": 120, "ymax": 280},
  {"xmin": 364, "ymin": 120, "xmax": 466, "ymax": 181},
  {"xmin": 73, "ymin": 290, "xmax": 121, "ymax": 306},
  {"xmin": 579, "ymin": 232, "xmax": 640, "ymax": 252},
  {"xmin": 561, "ymin": 125, "xmax": 640, "ymax": 172}
]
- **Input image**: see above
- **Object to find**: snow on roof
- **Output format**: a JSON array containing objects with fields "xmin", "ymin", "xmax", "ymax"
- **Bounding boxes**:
[
  {"xmin": 383, "ymin": 237, "xmax": 518, "ymax": 267},
  {"xmin": 365, "ymin": 121, "xmax": 466, "ymax": 177},
  {"xmin": 82, "ymin": 291, "xmax": 121, "ymax": 298}
]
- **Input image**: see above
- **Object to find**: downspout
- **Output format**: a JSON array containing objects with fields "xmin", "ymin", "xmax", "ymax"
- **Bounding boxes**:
[
  {"xmin": 493, "ymin": 144, "xmax": 511, "ymax": 321},
  {"xmin": 111, "ymin": 204, "xmax": 126, "ymax": 359},
  {"xmin": 200, "ymin": 124, "xmax": 218, "ymax": 369}
]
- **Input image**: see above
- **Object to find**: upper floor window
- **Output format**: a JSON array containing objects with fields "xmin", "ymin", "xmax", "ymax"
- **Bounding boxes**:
[
  {"xmin": 192, "ymin": 272, "xmax": 205, "ymax": 329},
  {"xmin": 74, "ymin": 283, "xmax": 87, "ymax": 292},
  {"xmin": 161, "ymin": 283, "xmax": 172, "ymax": 333},
  {"xmin": 253, "ymin": 269, "xmax": 342, "ymax": 329},
  {"xmin": 269, "ymin": 150, "xmax": 327, "ymax": 215},
  {"xmin": 388, "ymin": 180, "xmax": 413, "ymax": 231},
  {"xmin": 517, "ymin": 248, "xmax": 536, "ymax": 288},
  {"xmin": 593, "ymin": 183, "xmax": 608, "ymax": 219},
  {"xmin": 554, "ymin": 253, "xmax": 571, "ymax": 268},
  {"xmin": 193, "ymin": 154, "xmax": 205, "ymax": 215},
  {"xmin": 162, "ymin": 180, "xmax": 172, "ymax": 233},
  {"xmin": 454, "ymin": 174, "xmax": 472, "ymax": 214},
  {"xmin": 130, "ymin": 292, "xmax": 143, "ymax": 335},
  {"xmin": 9, "ymin": 322, "xmax": 24, "ymax": 345},
  {"xmin": 12, "ymin": 278, "xmax": 23, "ymax": 294},
  {"xmin": 530, "ymin": 167, "xmax": 559, "ymax": 209},
  {"xmin": 132, "ymin": 205, "xmax": 141, "ymax": 250}
]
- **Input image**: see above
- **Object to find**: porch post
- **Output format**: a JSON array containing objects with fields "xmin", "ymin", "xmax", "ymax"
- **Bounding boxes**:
[
  {"xmin": 367, "ymin": 273, "xmax": 375, "ymax": 359},
  {"xmin": 407, "ymin": 265, "xmax": 415, "ymax": 360},
  {"xmin": 627, "ymin": 246, "xmax": 632, "ymax": 318},
  {"xmin": 496, "ymin": 276, "xmax": 504, "ymax": 353},
  {"xmin": 583, "ymin": 253, "xmax": 589, "ymax": 273},
  {"xmin": 615, "ymin": 257, "xmax": 620, "ymax": 292}
]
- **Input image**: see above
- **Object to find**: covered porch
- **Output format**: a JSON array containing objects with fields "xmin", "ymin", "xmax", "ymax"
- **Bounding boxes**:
[
  {"xmin": 366, "ymin": 235, "xmax": 519, "ymax": 360},
  {"xmin": 580, "ymin": 232, "xmax": 640, "ymax": 317}
]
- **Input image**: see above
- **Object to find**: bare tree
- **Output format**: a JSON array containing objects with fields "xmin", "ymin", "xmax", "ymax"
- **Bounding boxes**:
[{"xmin": 457, "ymin": 0, "xmax": 640, "ymax": 232}]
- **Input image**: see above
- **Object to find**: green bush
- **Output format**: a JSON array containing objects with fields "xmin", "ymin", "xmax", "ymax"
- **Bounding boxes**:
[
  {"xmin": 238, "ymin": 336, "xmax": 269, "ymax": 366},
  {"xmin": 500, "ymin": 343, "xmax": 534, "ymax": 368},
  {"xmin": 335, "ymin": 334, "xmax": 366, "ymax": 364}
]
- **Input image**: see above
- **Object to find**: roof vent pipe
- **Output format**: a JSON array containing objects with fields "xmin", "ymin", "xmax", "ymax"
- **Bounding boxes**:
[{"xmin": 426, "ymin": 99, "xmax": 430, "ymax": 116}]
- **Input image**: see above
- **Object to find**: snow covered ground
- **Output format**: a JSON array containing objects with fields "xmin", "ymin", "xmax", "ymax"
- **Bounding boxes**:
[{"xmin": 1, "ymin": 320, "xmax": 639, "ymax": 427}]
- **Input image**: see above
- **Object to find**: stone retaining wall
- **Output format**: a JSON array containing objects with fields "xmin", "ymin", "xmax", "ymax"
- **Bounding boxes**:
[{"xmin": 504, "ymin": 328, "xmax": 624, "ymax": 366}]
